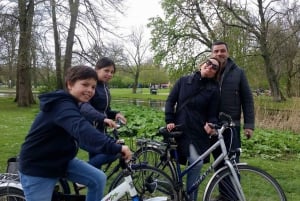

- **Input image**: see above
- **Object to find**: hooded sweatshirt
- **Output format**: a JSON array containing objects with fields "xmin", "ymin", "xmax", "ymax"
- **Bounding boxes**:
[{"xmin": 19, "ymin": 90, "xmax": 122, "ymax": 177}]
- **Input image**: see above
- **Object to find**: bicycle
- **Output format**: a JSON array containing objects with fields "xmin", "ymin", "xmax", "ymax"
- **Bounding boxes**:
[
  {"xmin": 1, "ymin": 125, "xmax": 178, "ymax": 201},
  {"xmin": 133, "ymin": 112, "xmax": 287, "ymax": 201},
  {"xmin": 0, "ymin": 158, "xmax": 177, "ymax": 201},
  {"xmin": 0, "ymin": 173, "xmax": 24, "ymax": 201}
]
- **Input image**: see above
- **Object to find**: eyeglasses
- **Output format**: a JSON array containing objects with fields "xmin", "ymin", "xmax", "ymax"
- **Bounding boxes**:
[{"xmin": 205, "ymin": 60, "xmax": 219, "ymax": 71}]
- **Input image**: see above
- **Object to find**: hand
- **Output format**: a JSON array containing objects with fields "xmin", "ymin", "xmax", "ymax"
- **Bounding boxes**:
[
  {"xmin": 104, "ymin": 118, "xmax": 118, "ymax": 128},
  {"xmin": 166, "ymin": 123, "xmax": 175, "ymax": 132},
  {"xmin": 244, "ymin": 129, "xmax": 253, "ymax": 139},
  {"xmin": 121, "ymin": 145, "xmax": 132, "ymax": 161},
  {"xmin": 115, "ymin": 113, "xmax": 127, "ymax": 124},
  {"xmin": 204, "ymin": 122, "xmax": 216, "ymax": 135}
]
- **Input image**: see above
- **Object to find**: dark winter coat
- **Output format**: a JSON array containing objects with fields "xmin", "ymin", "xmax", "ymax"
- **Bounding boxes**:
[
  {"xmin": 19, "ymin": 90, "xmax": 122, "ymax": 178},
  {"xmin": 219, "ymin": 58, "xmax": 255, "ymax": 147},
  {"xmin": 165, "ymin": 71, "xmax": 220, "ymax": 162}
]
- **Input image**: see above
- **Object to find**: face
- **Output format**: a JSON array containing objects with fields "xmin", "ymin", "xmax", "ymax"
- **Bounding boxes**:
[
  {"xmin": 200, "ymin": 59, "xmax": 219, "ymax": 78},
  {"xmin": 96, "ymin": 65, "xmax": 115, "ymax": 83},
  {"xmin": 211, "ymin": 44, "xmax": 229, "ymax": 66},
  {"xmin": 67, "ymin": 78, "xmax": 97, "ymax": 103}
]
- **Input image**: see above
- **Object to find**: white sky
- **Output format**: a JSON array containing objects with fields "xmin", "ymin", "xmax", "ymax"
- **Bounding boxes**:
[{"xmin": 116, "ymin": 0, "xmax": 163, "ymax": 39}]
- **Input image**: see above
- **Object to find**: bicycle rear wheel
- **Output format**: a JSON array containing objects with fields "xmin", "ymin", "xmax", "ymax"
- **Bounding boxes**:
[
  {"xmin": 134, "ymin": 146, "xmax": 177, "ymax": 181},
  {"xmin": 204, "ymin": 164, "xmax": 287, "ymax": 201},
  {"xmin": 109, "ymin": 164, "xmax": 178, "ymax": 201},
  {"xmin": 0, "ymin": 186, "xmax": 26, "ymax": 201}
]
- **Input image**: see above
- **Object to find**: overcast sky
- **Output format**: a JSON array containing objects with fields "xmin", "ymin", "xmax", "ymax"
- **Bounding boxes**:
[{"xmin": 116, "ymin": 0, "xmax": 163, "ymax": 39}]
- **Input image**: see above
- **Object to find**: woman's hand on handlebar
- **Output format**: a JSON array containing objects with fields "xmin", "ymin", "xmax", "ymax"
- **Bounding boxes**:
[
  {"xmin": 204, "ymin": 122, "xmax": 216, "ymax": 135},
  {"xmin": 121, "ymin": 145, "xmax": 132, "ymax": 161}
]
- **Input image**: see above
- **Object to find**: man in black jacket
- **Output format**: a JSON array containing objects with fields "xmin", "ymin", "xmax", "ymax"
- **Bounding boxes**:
[{"xmin": 211, "ymin": 41, "xmax": 255, "ymax": 201}]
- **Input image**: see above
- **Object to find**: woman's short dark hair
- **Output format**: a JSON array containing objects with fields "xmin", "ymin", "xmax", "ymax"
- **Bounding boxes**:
[
  {"xmin": 95, "ymin": 57, "xmax": 116, "ymax": 72},
  {"xmin": 65, "ymin": 65, "xmax": 97, "ymax": 88}
]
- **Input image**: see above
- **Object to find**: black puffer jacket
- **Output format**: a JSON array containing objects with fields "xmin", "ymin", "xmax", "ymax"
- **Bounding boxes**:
[{"xmin": 219, "ymin": 58, "xmax": 255, "ymax": 130}]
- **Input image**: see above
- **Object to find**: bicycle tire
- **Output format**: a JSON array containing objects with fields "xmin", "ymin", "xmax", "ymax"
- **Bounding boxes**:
[
  {"xmin": 204, "ymin": 164, "xmax": 287, "ymax": 201},
  {"xmin": 109, "ymin": 164, "xmax": 178, "ymax": 201},
  {"xmin": 0, "ymin": 186, "xmax": 26, "ymax": 201},
  {"xmin": 134, "ymin": 146, "xmax": 178, "ymax": 181}
]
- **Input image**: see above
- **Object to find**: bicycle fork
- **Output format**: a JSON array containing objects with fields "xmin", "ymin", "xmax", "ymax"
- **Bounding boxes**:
[{"xmin": 224, "ymin": 160, "xmax": 246, "ymax": 201}]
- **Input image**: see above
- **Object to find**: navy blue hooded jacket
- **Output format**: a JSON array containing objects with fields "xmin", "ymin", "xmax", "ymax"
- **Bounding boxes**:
[
  {"xmin": 80, "ymin": 81, "xmax": 119, "ymax": 133},
  {"xmin": 19, "ymin": 90, "xmax": 122, "ymax": 178}
]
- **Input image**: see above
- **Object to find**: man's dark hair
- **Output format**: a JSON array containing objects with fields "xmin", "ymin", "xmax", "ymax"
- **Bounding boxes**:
[
  {"xmin": 212, "ymin": 41, "xmax": 229, "ymax": 51},
  {"xmin": 95, "ymin": 57, "xmax": 116, "ymax": 72}
]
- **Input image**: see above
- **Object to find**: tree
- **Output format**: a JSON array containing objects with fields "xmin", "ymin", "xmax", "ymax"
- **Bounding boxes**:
[
  {"xmin": 0, "ymin": 11, "xmax": 18, "ymax": 88},
  {"xmin": 16, "ymin": 0, "xmax": 35, "ymax": 106},
  {"xmin": 50, "ymin": 0, "xmax": 63, "ymax": 89},
  {"xmin": 149, "ymin": 0, "xmax": 300, "ymax": 101},
  {"xmin": 63, "ymin": 0, "xmax": 80, "ymax": 79},
  {"xmin": 214, "ymin": 0, "xmax": 299, "ymax": 101},
  {"xmin": 122, "ymin": 27, "xmax": 150, "ymax": 93},
  {"xmin": 148, "ymin": 0, "xmax": 251, "ymax": 81}
]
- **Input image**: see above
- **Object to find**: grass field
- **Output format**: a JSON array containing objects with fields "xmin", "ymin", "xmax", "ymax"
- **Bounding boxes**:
[{"xmin": 0, "ymin": 89, "xmax": 300, "ymax": 200}]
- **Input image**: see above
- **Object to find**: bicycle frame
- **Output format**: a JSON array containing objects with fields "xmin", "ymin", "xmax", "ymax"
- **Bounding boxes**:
[
  {"xmin": 102, "ymin": 173, "xmax": 139, "ymax": 201},
  {"xmin": 169, "ymin": 120, "xmax": 246, "ymax": 200},
  {"xmin": 0, "ymin": 173, "xmax": 22, "ymax": 190}
]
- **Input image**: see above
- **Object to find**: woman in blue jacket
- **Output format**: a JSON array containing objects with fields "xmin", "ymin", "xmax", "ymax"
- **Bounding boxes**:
[
  {"xmin": 18, "ymin": 65, "xmax": 132, "ymax": 201},
  {"xmin": 165, "ymin": 57, "xmax": 220, "ymax": 201},
  {"xmin": 80, "ymin": 57, "xmax": 127, "ymax": 169}
]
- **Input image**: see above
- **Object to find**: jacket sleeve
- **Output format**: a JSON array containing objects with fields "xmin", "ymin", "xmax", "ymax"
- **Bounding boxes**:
[
  {"xmin": 207, "ymin": 86, "xmax": 220, "ymax": 124},
  {"xmin": 106, "ymin": 106, "xmax": 120, "ymax": 120},
  {"xmin": 239, "ymin": 70, "xmax": 255, "ymax": 130},
  {"xmin": 54, "ymin": 101, "xmax": 122, "ymax": 154},
  {"xmin": 79, "ymin": 102, "xmax": 106, "ymax": 123},
  {"xmin": 165, "ymin": 78, "xmax": 181, "ymax": 124}
]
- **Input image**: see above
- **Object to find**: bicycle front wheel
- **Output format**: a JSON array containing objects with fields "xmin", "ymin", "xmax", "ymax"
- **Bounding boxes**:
[
  {"xmin": 109, "ymin": 164, "xmax": 178, "ymax": 201},
  {"xmin": 204, "ymin": 164, "xmax": 287, "ymax": 201},
  {"xmin": 0, "ymin": 186, "xmax": 26, "ymax": 201},
  {"xmin": 134, "ymin": 146, "xmax": 177, "ymax": 181}
]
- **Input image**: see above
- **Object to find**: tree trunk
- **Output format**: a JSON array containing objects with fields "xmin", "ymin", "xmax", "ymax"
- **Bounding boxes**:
[
  {"xmin": 63, "ymin": 0, "xmax": 80, "ymax": 81},
  {"xmin": 51, "ymin": 0, "xmax": 63, "ymax": 89},
  {"xmin": 16, "ymin": 0, "xmax": 35, "ymax": 106},
  {"xmin": 263, "ymin": 53, "xmax": 285, "ymax": 102}
]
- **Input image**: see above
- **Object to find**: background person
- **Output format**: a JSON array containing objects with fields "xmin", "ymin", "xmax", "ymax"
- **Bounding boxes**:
[
  {"xmin": 211, "ymin": 40, "xmax": 255, "ymax": 201},
  {"xmin": 18, "ymin": 65, "xmax": 131, "ymax": 201},
  {"xmin": 80, "ymin": 57, "xmax": 127, "ymax": 169},
  {"xmin": 165, "ymin": 57, "xmax": 221, "ymax": 201}
]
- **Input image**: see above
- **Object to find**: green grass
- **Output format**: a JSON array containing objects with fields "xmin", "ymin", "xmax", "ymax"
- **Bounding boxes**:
[
  {"xmin": 110, "ymin": 88, "xmax": 170, "ymax": 100},
  {"xmin": 0, "ymin": 93, "xmax": 300, "ymax": 200}
]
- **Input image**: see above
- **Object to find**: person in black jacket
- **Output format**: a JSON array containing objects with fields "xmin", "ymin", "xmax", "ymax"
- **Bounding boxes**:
[
  {"xmin": 211, "ymin": 41, "xmax": 255, "ymax": 201},
  {"xmin": 18, "ymin": 65, "xmax": 132, "ymax": 201},
  {"xmin": 165, "ymin": 57, "xmax": 221, "ymax": 201},
  {"xmin": 79, "ymin": 57, "xmax": 127, "ymax": 169}
]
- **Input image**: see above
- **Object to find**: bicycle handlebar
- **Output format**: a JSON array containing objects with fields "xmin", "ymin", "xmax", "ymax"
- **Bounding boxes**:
[{"xmin": 158, "ymin": 125, "xmax": 183, "ymax": 139}]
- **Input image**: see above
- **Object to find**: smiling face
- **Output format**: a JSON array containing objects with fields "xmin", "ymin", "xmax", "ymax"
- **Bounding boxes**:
[
  {"xmin": 200, "ymin": 58, "xmax": 220, "ymax": 78},
  {"xmin": 96, "ymin": 65, "xmax": 115, "ymax": 83},
  {"xmin": 67, "ymin": 78, "xmax": 97, "ymax": 103},
  {"xmin": 211, "ymin": 44, "xmax": 229, "ymax": 67}
]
